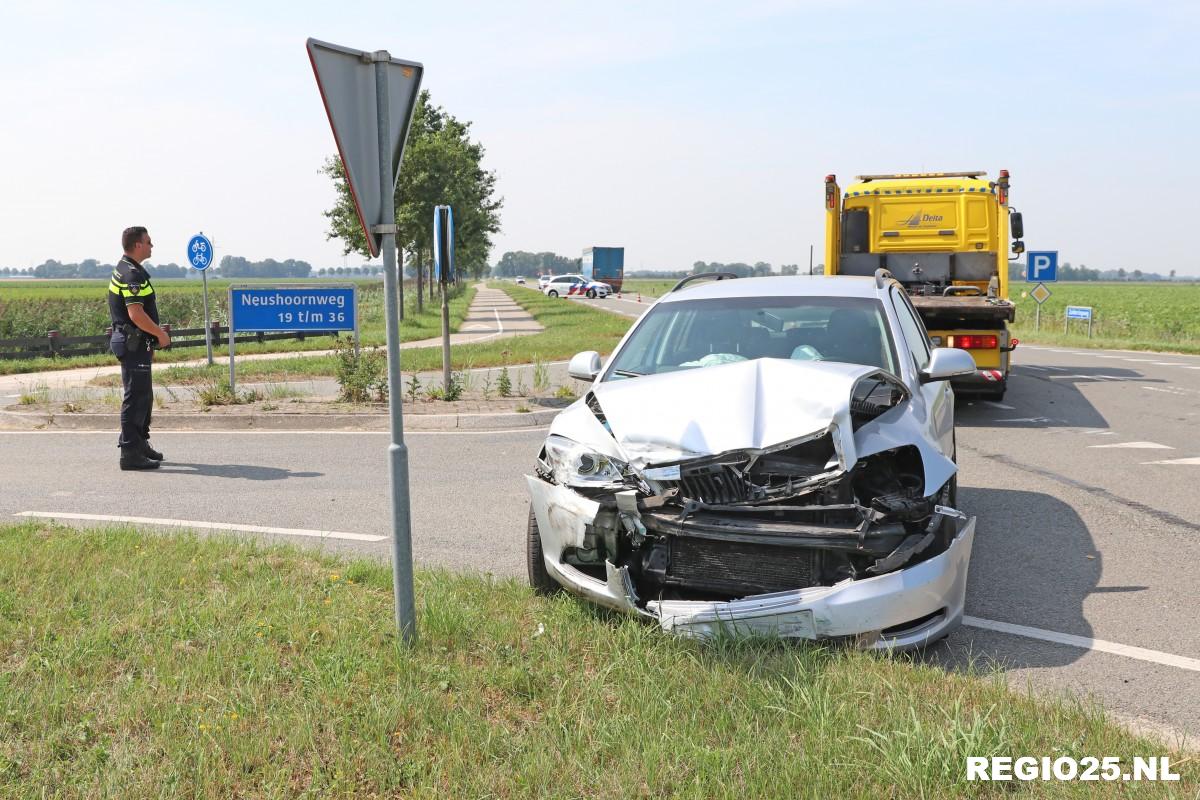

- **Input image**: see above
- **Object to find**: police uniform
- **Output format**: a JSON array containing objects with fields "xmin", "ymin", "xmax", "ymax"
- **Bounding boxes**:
[{"xmin": 108, "ymin": 255, "xmax": 158, "ymax": 455}]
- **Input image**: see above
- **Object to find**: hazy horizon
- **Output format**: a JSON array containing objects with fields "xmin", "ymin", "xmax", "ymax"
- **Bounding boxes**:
[{"xmin": 1, "ymin": 1, "xmax": 1196, "ymax": 276}]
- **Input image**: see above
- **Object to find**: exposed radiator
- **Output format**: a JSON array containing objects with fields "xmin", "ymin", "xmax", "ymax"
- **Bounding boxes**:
[{"xmin": 668, "ymin": 537, "xmax": 819, "ymax": 595}]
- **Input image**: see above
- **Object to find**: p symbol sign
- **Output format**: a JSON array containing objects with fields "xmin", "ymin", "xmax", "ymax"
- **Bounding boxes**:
[{"xmin": 1026, "ymin": 251, "xmax": 1058, "ymax": 282}]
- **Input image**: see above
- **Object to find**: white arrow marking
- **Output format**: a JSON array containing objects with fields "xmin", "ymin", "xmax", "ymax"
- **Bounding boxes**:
[{"xmin": 1142, "ymin": 457, "xmax": 1200, "ymax": 466}]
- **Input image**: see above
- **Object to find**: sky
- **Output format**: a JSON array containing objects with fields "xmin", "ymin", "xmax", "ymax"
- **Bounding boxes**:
[{"xmin": 0, "ymin": 0, "xmax": 1197, "ymax": 275}]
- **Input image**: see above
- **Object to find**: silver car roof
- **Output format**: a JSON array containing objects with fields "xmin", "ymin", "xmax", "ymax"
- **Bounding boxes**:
[{"xmin": 656, "ymin": 275, "xmax": 888, "ymax": 304}]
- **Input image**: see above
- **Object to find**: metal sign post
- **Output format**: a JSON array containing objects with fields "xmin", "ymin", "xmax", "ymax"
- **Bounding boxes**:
[
  {"xmin": 1065, "ymin": 305, "xmax": 1095, "ymax": 338},
  {"xmin": 1030, "ymin": 282, "xmax": 1052, "ymax": 331},
  {"xmin": 434, "ymin": 205, "xmax": 455, "ymax": 391},
  {"xmin": 187, "ymin": 233, "xmax": 215, "ymax": 365},
  {"xmin": 308, "ymin": 38, "xmax": 423, "ymax": 644}
]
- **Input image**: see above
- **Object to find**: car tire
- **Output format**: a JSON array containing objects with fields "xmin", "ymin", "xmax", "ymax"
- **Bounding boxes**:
[
  {"xmin": 547, "ymin": 290, "xmax": 558, "ymax": 298},
  {"xmin": 527, "ymin": 507, "xmax": 561, "ymax": 595},
  {"xmin": 586, "ymin": 289, "xmax": 597, "ymax": 299}
]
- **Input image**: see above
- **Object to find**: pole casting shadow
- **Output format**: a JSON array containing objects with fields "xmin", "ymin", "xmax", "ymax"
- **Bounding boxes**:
[{"xmin": 157, "ymin": 463, "xmax": 323, "ymax": 481}]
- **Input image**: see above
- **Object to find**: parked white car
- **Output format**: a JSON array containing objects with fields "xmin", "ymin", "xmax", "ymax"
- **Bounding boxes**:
[
  {"xmin": 525, "ymin": 272, "xmax": 977, "ymax": 651},
  {"xmin": 543, "ymin": 274, "xmax": 610, "ymax": 299}
]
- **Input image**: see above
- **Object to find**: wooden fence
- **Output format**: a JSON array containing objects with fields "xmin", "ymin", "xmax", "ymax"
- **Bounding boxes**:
[{"xmin": 0, "ymin": 324, "xmax": 343, "ymax": 360}]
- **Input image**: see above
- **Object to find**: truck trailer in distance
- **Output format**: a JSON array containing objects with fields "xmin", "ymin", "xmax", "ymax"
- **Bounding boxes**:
[{"xmin": 582, "ymin": 247, "xmax": 625, "ymax": 292}]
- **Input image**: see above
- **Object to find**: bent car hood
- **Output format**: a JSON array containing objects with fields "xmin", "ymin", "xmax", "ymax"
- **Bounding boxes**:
[{"xmin": 552, "ymin": 358, "xmax": 878, "ymax": 469}]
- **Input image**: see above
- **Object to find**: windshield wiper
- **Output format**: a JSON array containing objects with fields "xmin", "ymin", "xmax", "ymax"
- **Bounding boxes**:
[{"xmin": 612, "ymin": 369, "xmax": 643, "ymax": 377}]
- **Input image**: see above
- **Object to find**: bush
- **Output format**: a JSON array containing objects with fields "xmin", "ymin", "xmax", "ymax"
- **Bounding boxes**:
[{"xmin": 335, "ymin": 339, "xmax": 387, "ymax": 403}]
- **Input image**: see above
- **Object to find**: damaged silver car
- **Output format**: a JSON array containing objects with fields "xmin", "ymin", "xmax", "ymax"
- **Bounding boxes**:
[{"xmin": 526, "ymin": 271, "xmax": 978, "ymax": 650}]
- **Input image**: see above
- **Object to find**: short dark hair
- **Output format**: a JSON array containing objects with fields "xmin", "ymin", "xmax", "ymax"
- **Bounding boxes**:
[{"xmin": 122, "ymin": 226, "xmax": 149, "ymax": 252}]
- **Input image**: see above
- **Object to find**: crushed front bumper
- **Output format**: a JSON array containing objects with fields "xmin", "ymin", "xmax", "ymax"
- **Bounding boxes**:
[{"xmin": 526, "ymin": 475, "xmax": 975, "ymax": 651}]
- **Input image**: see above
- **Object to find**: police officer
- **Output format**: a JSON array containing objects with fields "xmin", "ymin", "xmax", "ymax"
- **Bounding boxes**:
[{"xmin": 108, "ymin": 226, "xmax": 171, "ymax": 470}]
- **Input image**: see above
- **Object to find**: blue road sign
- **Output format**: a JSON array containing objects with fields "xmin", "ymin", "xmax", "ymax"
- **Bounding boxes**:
[
  {"xmin": 1026, "ymin": 251, "xmax": 1058, "ymax": 282},
  {"xmin": 1066, "ymin": 306, "xmax": 1093, "ymax": 320},
  {"xmin": 231, "ymin": 287, "xmax": 356, "ymax": 332},
  {"xmin": 187, "ymin": 233, "xmax": 214, "ymax": 271}
]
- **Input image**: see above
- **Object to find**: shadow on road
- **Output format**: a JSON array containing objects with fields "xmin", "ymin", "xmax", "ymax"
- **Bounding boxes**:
[
  {"xmin": 956, "ymin": 365, "xmax": 1167, "ymax": 430},
  {"xmin": 925, "ymin": 486, "xmax": 1099, "ymax": 673},
  {"xmin": 157, "ymin": 463, "xmax": 323, "ymax": 481}
]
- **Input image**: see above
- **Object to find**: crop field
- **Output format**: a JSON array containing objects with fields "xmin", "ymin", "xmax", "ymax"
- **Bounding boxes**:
[
  {"xmin": 1008, "ymin": 282, "xmax": 1200, "ymax": 350},
  {"xmin": 0, "ymin": 278, "xmax": 389, "ymax": 339}
]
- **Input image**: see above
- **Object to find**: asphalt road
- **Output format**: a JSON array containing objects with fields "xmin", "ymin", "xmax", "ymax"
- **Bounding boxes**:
[{"xmin": 4, "ymin": 333, "xmax": 1200, "ymax": 743}]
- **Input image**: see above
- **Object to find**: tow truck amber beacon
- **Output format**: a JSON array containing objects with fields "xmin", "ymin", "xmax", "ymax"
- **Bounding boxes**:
[{"xmin": 824, "ymin": 170, "xmax": 1025, "ymax": 401}]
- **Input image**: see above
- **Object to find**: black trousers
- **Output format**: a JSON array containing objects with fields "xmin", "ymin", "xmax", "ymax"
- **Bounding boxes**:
[{"xmin": 117, "ymin": 346, "xmax": 153, "ymax": 450}]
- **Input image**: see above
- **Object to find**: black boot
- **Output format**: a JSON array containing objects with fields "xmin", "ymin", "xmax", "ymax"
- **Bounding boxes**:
[
  {"xmin": 120, "ymin": 449, "xmax": 160, "ymax": 470},
  {"xmin": 142, "ymin": 442, "xmax": 164, "ymax": 461}
]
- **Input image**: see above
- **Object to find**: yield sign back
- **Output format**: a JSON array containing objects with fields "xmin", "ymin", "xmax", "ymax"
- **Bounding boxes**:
[{"xmin": 307, "ymin": 38, "xmax": 424, "ymax": 257}]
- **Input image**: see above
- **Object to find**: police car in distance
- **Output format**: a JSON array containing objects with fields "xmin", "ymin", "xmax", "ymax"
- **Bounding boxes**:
[
  {"xmin": 542, "ymin": 274, "xmax": 612, "ymax": 299},
  {"xmin": 515, "ymin": 276, "xmax": 526, "ymax": 285}
]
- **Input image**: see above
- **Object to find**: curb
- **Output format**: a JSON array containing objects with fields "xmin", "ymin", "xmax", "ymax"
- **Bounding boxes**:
[{"xmin": 0, "ymin": 407, "xmax": 559, "ymax": 432}]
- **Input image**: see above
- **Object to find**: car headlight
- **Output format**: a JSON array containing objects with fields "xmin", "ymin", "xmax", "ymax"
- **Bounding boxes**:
[{"xmin": 540, "ymin": 434, "xmax": 628, "ymax": 487}]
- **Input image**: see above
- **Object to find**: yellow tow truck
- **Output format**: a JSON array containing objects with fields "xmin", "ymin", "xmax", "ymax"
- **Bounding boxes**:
[{"xmin": 823, "ymin": 170, "xmax": 1025, "ymax": 401}]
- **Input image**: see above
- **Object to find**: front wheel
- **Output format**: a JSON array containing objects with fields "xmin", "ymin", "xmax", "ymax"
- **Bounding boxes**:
[
  {"xmin": 526, "ymin": 507, "xmax": 561, "ymax": 595},
  {"xmin": 586, "ymin": 289, "xmax": 597, "ymax": 299},
  {"xmin": 547, "ymin": 290, "xmax": 558, "ymax": 298}
]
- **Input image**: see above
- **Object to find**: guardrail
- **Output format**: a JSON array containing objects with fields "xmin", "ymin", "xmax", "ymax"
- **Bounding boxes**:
[{"xmin": 0, "ymin": 324, "xmax": 343, "ymax": 360}]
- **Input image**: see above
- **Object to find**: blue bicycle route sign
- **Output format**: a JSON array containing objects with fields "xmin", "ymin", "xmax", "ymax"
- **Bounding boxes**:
[
  {"xmin": 230, "ymin": 287, "xmax": 356, "ymax": 332},
  {"xmin": 187, "ymin": 233, "xmax": 214, "ymax": 271}
]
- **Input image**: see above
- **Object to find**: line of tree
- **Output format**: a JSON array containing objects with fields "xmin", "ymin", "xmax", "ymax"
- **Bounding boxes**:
[
  {"xmin": 322, "ymin": 90, "xmax": 502, "ymax": 316},
  {"xmin": 1006, "ymin": 262, "xmax": 1181, "ymax": 282},
  {"xmin": 13, "ymin": 259, "xmax": 190, "ymax": 279},
  {"xmin": 217, "ymin": 256, "xmax": 313, "ymax": 278},
  {"xmin": 491, "ymin": 251, "xmax": 581, "ymax": 277},
  {"xmin": 691, "ymin": 261, "xmax": 802, "ymax": 277}
]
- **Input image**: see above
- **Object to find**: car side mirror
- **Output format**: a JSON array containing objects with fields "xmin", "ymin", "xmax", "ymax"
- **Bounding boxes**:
[
  {"xmin": 1011, "ymin": 240, "xmax": 1025, "ymax": 255},
  {"xmin": 1009, "ymin": 211, "xmax": 1024, "ymax": 239},
  {"xmin": 920, "ymin": 348, "xmax": 976, "ymax": 383},
  {"xmin": 568, "ymin": 351, "xmax": 602, "ymax": 382}
]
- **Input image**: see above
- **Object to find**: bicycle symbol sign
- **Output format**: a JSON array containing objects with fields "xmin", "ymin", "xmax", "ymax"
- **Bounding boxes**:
[{"xmin": 187, "ymin": 233, "xmax": 214, "ymax": 271}]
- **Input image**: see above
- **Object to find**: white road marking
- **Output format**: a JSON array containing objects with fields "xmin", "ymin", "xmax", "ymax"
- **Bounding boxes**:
[
  {"xmin": 983, "ymin": 401, "xmax": 1016, "ymax": 410},
  {"xmin": 0, "ymin": 428, "xmax": 547, "ymax": 437},
  {"xmin": 1185, "ymin": 366, "xmax": 1200, "ymax": 371},
  {"xmin": 962, "ymin": 616, "xmax": 1200, "ymax": 673},
  {"xmin": 1022, "ymin": 365, "xmax": 1049, "ymax": 371},
  {"xmin": 1087, "ymin": 441, "xmax": 1173, "ymax": 449},
  {"xmin": 1121, "ymin": 358, "xmax": 1160, "ymax": 363},
  {"xmin": 1151, "ymin": 362, "xmax": 1183, "ymax": 366},
  {"xmin": 996, "ymin": 417, "xmax": 1052, "ymax": 423},
  {"xmin": 1079, "ymin": 428, "xmax": 1115, "ymax": 435},
  {"xmin": 1142, "ymin": 457, "xmax": 1200, "ymax": 466},
  {"xmin": 1142, "ymin": 386, "xmax": 1187, "ymax": 396},
  {"xmin": 14, "ymin": 511, "xmax": 387, "ymax": 542}
]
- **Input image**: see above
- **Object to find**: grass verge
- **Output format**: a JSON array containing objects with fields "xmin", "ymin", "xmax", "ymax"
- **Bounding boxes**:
[
  {"xmin": 0, "ymin": 283, "xmax": 476, "ymax": 377},
  {"xmin": 87, "ymin": 284, "xmax": 634, "ymax": 386},
  {"xmin": 0, "ymin": 522, "xmax": 1193, "ymax": 797}
]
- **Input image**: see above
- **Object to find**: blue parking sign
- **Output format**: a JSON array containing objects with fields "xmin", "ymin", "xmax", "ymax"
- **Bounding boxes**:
[{"xmin": 1026, "ymin": 251, "xmax": 1058, "ymax": 282}]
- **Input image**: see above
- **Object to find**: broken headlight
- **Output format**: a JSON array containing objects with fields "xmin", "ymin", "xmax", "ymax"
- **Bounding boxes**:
[
  {"xmin": 850, "ymin": 372, "xmax": 909, "ymax": 430},
  {"xmin": 540, "ymin": 434, "xmax": 629, "ymax": 488}
]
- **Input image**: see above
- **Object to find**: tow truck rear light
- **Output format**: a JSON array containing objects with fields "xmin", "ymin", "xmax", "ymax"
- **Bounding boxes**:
[{"xmin": 948, "ymin": 334, "xmax": 998, "ymax": 350}]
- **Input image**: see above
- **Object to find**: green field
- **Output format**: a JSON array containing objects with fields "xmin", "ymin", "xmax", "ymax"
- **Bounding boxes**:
[
  {"xmin": 1008, "ymin": 282, "xmax": 1200, "ymax": 352},
  {"xmin": 1, "ymin": 520, "xmax": 1190, "ymax": 798}
]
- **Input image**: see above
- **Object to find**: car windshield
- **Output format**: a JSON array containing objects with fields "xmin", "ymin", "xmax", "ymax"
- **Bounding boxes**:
[{"xmin": 604, "ymin": 295, "xmax": 898, "ymax": 380}]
